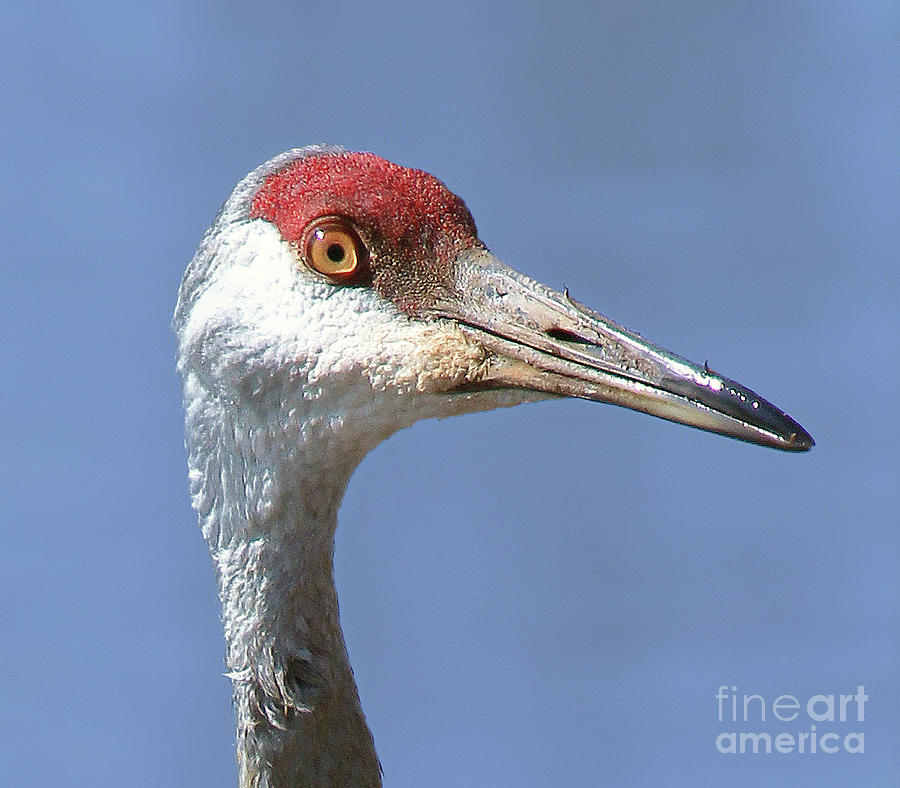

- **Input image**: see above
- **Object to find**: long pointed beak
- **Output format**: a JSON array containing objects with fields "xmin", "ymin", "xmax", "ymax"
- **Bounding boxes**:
[{"xmin": 437, "ymin": 251, "xmax": 814, "ymax": 451}]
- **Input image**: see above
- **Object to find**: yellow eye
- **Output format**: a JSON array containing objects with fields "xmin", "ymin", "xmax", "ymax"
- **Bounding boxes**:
[{"xmin": 303, "ymin": 217, "xmax": 366, "ymax": 280}]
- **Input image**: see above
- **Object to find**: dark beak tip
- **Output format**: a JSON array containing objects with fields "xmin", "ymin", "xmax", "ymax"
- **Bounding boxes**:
[{"xmin": 787, "ymin": 425, "xmax": 815, "ymax": 451}]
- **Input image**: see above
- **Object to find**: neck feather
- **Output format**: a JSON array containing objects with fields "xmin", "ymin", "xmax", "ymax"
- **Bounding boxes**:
[
  {"xmin": 183, "ymin": 373, "xmax": 384, "ymax": 787},
  {"xmin": 219, "ymin": 494, "xmax": 381, "ymax": 788}
]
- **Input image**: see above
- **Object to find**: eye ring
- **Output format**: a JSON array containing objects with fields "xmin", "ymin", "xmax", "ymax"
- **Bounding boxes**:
[{"xmin": 301, "ymin": 216, "xmax": 368, "ymax": 283}]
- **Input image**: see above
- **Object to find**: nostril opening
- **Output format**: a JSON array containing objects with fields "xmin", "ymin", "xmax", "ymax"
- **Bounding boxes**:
[{"xmin": 546, "ymin": 327, "xmax": 592, "ymax": 345}]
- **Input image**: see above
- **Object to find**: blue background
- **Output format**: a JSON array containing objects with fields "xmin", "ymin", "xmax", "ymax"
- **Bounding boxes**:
[{"xmin": 2, "ymin": 2, "xmax": 897, "ymax": 785}]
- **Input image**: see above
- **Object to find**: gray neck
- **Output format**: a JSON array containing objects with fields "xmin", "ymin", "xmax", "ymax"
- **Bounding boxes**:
[
  {"xmin": 183, "ymin": 376, "xmax": 385, "ymax": 787},
  {"xmin": 213, "ymin": 481, "xmax": 382, "ymax": 788}
]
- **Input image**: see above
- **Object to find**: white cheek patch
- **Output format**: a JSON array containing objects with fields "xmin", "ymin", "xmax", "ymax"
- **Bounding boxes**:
[
  {"xmin": 380, "ymin": 323, "xmax": 489, "ymax": 395},
  {"xmin": 182, "ymin": 220, "xmax": 493, "ymax": 420}
]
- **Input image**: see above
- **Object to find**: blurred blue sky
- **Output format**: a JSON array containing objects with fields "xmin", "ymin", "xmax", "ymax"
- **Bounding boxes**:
[{"xmin": 1, "ymin": 1, "xmax": 897, "ymax": 785}]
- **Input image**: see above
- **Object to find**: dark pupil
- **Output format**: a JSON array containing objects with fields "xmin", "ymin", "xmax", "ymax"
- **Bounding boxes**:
[{"xmin": 326, "ymin": 243, "xmax": 345, "ymax": 263}]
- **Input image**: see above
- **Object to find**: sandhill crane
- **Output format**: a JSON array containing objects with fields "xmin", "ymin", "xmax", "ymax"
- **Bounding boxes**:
[{"xmin": 174, "ymin": 146, "xmax": 813, "ymax": 787}]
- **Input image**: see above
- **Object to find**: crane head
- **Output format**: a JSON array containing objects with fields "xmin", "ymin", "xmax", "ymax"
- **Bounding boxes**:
[{"xmin": 175, "ymin": 146, "xmax": 813, "ymax": 456}]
